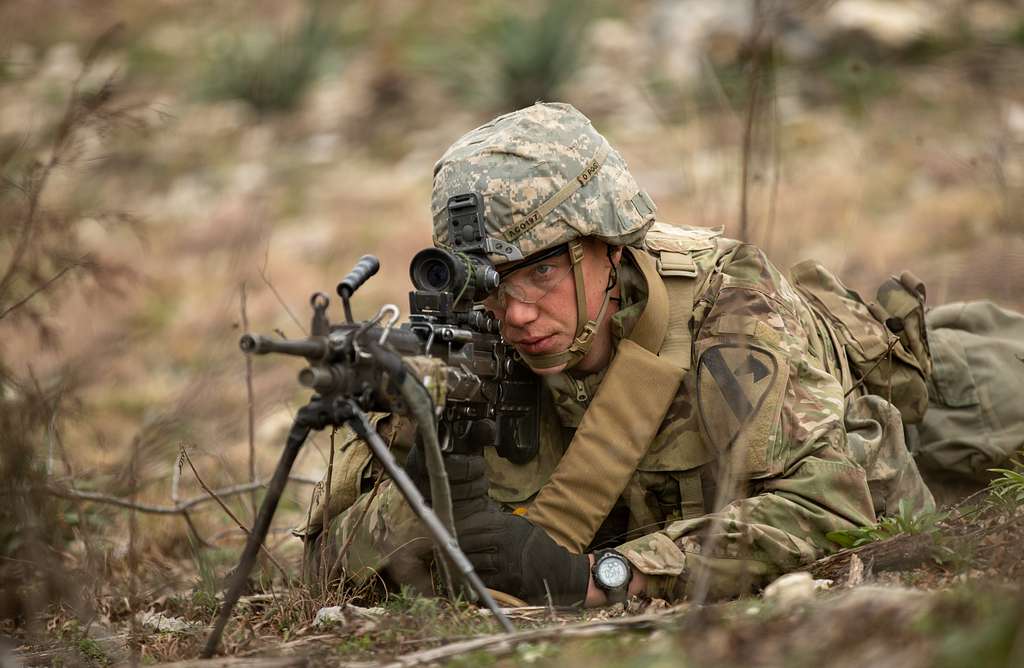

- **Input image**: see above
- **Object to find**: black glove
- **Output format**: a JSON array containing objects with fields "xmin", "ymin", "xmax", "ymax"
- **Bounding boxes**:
[
  {"xmin": 455, "ymin": 508, "xmax": 591, "ymax": 606},
  {"xmin": 404, "ymin": 448, "xmax": 490, "ymax": 518}
]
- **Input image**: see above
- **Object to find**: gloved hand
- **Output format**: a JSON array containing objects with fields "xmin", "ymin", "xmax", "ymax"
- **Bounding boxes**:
[
  {"xmin": 404, "ymin": 447, "xmax": 490, "ymax": 518},
  {"xmin": 455, "ymin": 508, "xmax": 591, "ymax": 606}
]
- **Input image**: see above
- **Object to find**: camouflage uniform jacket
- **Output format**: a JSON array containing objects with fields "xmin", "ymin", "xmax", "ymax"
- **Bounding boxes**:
[{"xmin": 484, "ymin": 224, "xmax": 883, "ymax": 600}]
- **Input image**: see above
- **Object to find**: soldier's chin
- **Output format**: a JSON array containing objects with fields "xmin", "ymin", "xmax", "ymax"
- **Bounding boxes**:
[{"xmin": 524, "ymin": 360, "xmax": 567, "ymax": 376}]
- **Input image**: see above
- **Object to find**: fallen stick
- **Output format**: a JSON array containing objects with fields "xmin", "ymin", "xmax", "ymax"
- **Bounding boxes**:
[
  {"xmin": 807, "ymin": 533, "xmax": 938, "ymax": 582},
  {"xmin": 367, "ymin": 612, "xmax": 669, "ymax": 668},
  {"xmin": 46, "ymin": 475, "xmax": 318, "ymax": 515}
]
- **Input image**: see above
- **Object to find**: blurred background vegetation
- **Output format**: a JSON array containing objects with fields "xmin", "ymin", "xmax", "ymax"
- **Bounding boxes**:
[{"xmin": 1, "ymin": 0, "xmax": 1023, "ymax": 662}]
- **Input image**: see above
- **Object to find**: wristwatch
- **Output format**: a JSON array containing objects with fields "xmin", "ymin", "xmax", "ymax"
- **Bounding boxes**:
[{"xmin": 591, "ymin": 550, "xmax": 633, "ymax": 604}]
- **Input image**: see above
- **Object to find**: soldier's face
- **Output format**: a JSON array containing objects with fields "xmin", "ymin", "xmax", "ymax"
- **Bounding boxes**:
[{"xmin": 490, "ymin": 238, "xmax": 621, "ymax": 375}]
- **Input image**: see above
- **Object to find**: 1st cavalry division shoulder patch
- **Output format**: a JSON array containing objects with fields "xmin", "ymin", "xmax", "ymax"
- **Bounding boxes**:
[{"xmin": 696, "ymin": 343, "xmax": 786, "ymax": 477}]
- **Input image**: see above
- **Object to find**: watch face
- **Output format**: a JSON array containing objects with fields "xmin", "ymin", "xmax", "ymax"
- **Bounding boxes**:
[{"xmin": 596, "ymin": 555, "xmax": 630, "ymax": 589}]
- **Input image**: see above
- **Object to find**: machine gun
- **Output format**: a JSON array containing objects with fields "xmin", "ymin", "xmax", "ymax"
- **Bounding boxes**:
[{"xmin": 203, "ymin": 194, "xmax": 537, "ymax": 655}]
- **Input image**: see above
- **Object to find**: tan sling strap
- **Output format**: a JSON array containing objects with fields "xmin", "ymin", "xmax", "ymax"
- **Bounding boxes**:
[{"xmin": 526, "ymin": 248, "xmax": 689, "ymax": 552}]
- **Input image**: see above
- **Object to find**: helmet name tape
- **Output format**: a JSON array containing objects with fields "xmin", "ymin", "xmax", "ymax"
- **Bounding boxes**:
[
  {"xmin": 503, "ymin": 142, "xmax": 611, "ymax": 243},
  {"xmin": 577, "ymin": 157, "xmax": 601, "ymax": 186}
]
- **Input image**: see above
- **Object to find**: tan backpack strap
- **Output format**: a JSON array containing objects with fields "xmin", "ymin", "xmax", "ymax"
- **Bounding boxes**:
[
  {"xmin": 525, "ymin": 339, "xmax": 686, "ymax": 552},
  {"xmin": 626, "ymin": 246, "xmax": 696, "ymax": 370},
  {"xmin": 624, "ymin": 247, "xmax": 669, "ymax": 353},
  {"xmin": 525, "ymin": 249, "xmax": 687, "ymax": 552}
]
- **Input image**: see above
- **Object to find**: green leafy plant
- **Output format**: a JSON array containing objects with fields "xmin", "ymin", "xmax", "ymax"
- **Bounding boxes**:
[
  {"xmin": 484, "ymin": 0, "xmax": 588, "ymax": 110},
  {"xmin": 827, "ymin": 499, "xmax": 948, "ymax": 549},
  {"xmin": 983, "ymin": 464, "xmax": 1024, "ymax": 512},
  {"xmin": 198, "ymin": 2, "xmax": 335, "ymax": 115}
]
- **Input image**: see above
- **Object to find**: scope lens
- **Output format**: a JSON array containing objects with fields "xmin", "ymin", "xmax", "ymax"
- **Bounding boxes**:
[
  {"xmin": 410, "ymin": 248, "xmax": 461, "ymax": 292},
  {"xmin": 422, "ymin": 258, "xmax": 451, "ymax": 291}
]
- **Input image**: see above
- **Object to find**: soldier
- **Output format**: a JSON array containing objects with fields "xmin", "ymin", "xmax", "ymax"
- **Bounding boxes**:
[{"xmin": 298, "ymin": 102, "xmax": 936, "ymax": 606}]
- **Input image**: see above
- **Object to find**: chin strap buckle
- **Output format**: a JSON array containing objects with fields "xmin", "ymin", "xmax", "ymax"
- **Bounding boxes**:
[{"xmin": 569, "ymin": 320, "xmax": 599, "ymax": 354}]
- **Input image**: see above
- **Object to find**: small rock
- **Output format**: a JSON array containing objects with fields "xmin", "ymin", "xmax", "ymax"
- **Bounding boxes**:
[
  {"xmin": 763, "ymin": 571, "xmax": 817, "ymax": 607},
  {"xmin": 140, "ymin": 611, "xmax": 199, "ymax": 634},
  {"xmin": 814, "ymin": 578, "xmax": 834, "ymax": 591},
  {"xmin": 313, "ymin": 604, "xmax": 384, "ymax": 628}
]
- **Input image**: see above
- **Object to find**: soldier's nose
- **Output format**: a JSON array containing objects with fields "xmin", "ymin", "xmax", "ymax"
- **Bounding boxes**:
[{"xmin": 502, "ymin": 299, "xmax": 538, "ymax": 329}]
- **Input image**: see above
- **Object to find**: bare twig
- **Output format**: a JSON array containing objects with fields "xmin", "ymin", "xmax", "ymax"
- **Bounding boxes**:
[
  {"xmin": 51, "ymin": 409, "xmax": 104, "ymax": 577},
  {"xmin": 320, "ymin": 428, "xmax": 336, "ymax": 594},
  {"xmin": 299, "ymin": 480, "xmax": 318, "ymax": 585},
  {"xmin": 181, "ymin": 512, "xmax": 216, "ymax": 549},
  {"xmin": 259, "ymin": 245, "xmax": 306, "ymax": 335},
  {"xmin": 0, "ymin": 24, "xmax": 115, "ymax": 308},
  {"xmin": 762, "ymin": 40, "xmax": 781, "ymax": 255},
  {"xmin": 179, "ymin": 447, "xmax": 290, "ymax": 582},
  {"xmin": 170, "ymin": 450, "xmax": 209, "ymax": 547},
  {"xmin": 0, "ymin": 259, "xmax": 86, "ymax": 321},
  {"xmin": 738, "ymin": 0, "xmax": 769, "ymax": 243},
  {"xmin": 372, "ymin": 613, "xmax": 669, "ymax": 667},
  {"xmin": 240, "ymin": 281, "xmax": 258, "ymax": 519},
  {"xmin": 128, "ymin": 435, "xmax": 141, "ymax": 667},
  {"xmin": 698, "ymin": 53, "xmax": 741, "ymax": 125},
  {"xmin": 46, "ymin": 476, "xmax": 318, "ymax": 515}
]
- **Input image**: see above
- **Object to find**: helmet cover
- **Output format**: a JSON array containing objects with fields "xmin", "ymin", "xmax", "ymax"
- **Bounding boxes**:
[{"xmin": 431, "ymin": 102, "xmax": 655, "ymax": 266}]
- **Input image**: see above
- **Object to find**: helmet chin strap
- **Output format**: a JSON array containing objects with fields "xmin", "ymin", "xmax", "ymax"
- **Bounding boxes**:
[{"xmin": 519, "ymin": 239, "xmax": 614, "ymax": 372}]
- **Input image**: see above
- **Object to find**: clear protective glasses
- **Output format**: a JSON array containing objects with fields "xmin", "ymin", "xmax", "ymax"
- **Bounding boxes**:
[{"xmin": 482, "ymin": 245, "xmax": 573, "ymax": 311}]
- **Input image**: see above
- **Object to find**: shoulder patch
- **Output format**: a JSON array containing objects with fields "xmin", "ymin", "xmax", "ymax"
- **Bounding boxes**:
[{"xmin": 697, "ymin": 343, "xmax": 786, "ymax": 477}]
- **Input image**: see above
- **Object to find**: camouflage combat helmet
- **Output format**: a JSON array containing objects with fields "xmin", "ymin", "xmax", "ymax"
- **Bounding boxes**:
[
  {"xmin": 431, "ymin": 102, "xmax": 656, "ymax": 264},
  {"xmin": 431, "ymin": 102, "xmax": 657, "ymax": 371}
]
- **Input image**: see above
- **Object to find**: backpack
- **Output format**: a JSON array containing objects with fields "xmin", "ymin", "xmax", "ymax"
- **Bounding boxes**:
[{"xmin": 913, "ymin": 301, "xmax": 1024, "ymax": 484}]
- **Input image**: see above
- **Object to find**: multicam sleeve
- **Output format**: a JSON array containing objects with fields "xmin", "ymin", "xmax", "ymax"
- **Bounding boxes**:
[{"xmin": 617, "ymin": 246, "xmax": 877, "ymax": 601}]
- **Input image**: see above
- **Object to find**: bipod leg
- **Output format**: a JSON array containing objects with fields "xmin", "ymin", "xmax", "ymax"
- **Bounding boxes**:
[
  {"xmin": 201, "ymin": 413, "xmax": 313, "ymax": 657},
  {"xmin": 345, "ymin": 401, "xmax": 515, "ymax": 634}
]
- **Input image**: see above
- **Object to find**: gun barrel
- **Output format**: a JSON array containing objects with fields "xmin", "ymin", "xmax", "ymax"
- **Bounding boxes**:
[{"xmin": 239, "ymin": 334, "xmax": 327, "ymax": 359}]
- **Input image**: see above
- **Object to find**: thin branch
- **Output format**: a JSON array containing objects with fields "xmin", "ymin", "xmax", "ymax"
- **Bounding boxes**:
[
  {"xmin": 320, "ymin": 428, "xmax": 336, "ymax": 594},
  {"xmin": 45, "ymin": 475, "xmax": 318, "ymax": 515},
  {"xmin": 0, "ymin": 260, "xmax": 86, "ymax": 321},
  {"xmin": 179, "ymin": 446, "xmax": 292, "ymax": 581},
  {"xmin": 181, "ymin": 511, "xmax": 216, "ymax": 550},
  {"xmin": 259, "ymin": 245, "xmax": 306, "ymax": 335},
  {"xmin": 240, "ymin": 281, "xmax": 258, "ymax": 519},
  {"xmin": 376, "ymin": 613, "xmax": 669, "ymax": 667},
  {"xmin": 128, "ymin": 434, "xmax": 141, "ymax": 666},
  {"xmin": 0, "ymin": 46, "xmax": 93, "ymax": 304},
  {"xmin": 179, "ymin": 447, "xmax": 290, "ymax": 581},
  {"xmin": 739, "ymin": 0, "xmax": 768, "ymax": 243},
  {"xmin": 762, "ymin": 40, "xmax": 781, "ymax": 256}
]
